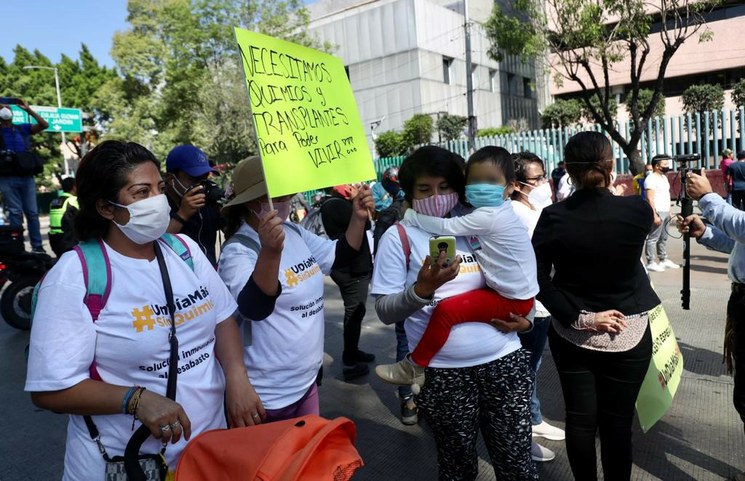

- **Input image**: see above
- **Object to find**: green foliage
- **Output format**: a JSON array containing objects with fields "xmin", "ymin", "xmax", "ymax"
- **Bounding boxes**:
[
  {"xmin": 375, "ymin": 131, "xmax": 406, "ymax": 158},
  {"xmin": 402, "ymin": 114, "xmax": 434, "ymax": 149},
  {"xmin": 477, "ymin": 126, "xmax": 516, "ymax": 137},
  {"xmin": 631, "ymin": 89, "xmax": 665, "ymax": 118},
  {"xmin": 682, "ymin": 84, "xmax": 725, "ymax": 113},
  {"xmin": 731, "ymin": 79, "xmax": 745, "ymax": 108},
  {"xmin": 581, "ymin": 94, "xmax": 617, "ymax": 123},
  {"xmin": 436, "ymin": 114, "xmax": 468, "ymax": 141},
  {"xmin": 484, "ymin": 0, "xmax": 717, "ymax": 174},
  {"xmin": 103, "ymin": 0, "xmax": 326, "ymax": 165},
  {"xmin": 1, "ymin": 44, "xmax": 115, "ymax": 188},
  {"xmin": 541, "ymin": 99, "xmax": 582, "ymax": 128}
]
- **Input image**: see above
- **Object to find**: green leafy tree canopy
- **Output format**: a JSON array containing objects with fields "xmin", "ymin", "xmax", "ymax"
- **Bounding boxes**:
[{"xmin": 436, "ymin": 114, "xmax": 468, "ymax": 141}]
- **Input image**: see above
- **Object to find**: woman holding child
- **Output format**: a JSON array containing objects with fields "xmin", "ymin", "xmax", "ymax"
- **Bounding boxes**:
[{"xmin": 371, "ymin": 145, "xmax": 537, "ymax": 480}]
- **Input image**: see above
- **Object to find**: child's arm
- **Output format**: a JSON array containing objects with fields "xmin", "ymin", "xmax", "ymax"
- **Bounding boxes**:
[{"xmin": 404, "ymin": 208, "xmax": 494, "ymax": 236}]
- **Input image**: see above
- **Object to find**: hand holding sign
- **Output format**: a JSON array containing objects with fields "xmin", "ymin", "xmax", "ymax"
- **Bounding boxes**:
[{"xmin": 235, "ymin": 28, "xmax": 375, "ymax": 198}]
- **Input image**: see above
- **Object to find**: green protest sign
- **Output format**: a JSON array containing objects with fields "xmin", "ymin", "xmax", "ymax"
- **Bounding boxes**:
[{"xmin": 235, "ymin": 28, "xmax": 375, "ymax": 197}]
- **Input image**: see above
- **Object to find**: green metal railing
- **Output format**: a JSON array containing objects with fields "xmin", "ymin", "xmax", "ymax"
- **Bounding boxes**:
[{"xmin": 303, "ymin": 107, "xmax": 745, "ymax": 203}]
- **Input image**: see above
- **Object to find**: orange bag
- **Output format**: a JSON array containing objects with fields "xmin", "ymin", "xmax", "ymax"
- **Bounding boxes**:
[{"xmin": 174, "ymin": 415, "xmax": 363, "ymax": 481}]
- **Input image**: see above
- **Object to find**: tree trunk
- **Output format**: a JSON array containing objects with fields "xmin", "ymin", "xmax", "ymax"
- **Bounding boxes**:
[{"xmin": 624, "ymin": 146, "xmax": 644, "ymax": 175}]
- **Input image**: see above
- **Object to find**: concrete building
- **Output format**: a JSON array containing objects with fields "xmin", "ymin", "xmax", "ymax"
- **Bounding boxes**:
[
  {"xmin": 550, "ymin": 1, "xmax": 745, "ymax": 120},
  {"xmin": 307, "ymin": 0, "xmax": 540, "ymax": 149}
]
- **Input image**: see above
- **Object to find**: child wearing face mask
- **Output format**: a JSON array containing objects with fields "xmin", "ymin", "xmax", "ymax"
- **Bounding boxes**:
[{"xmin": 375, "ymin": 146, "xmax": 538, "ymax": 389}]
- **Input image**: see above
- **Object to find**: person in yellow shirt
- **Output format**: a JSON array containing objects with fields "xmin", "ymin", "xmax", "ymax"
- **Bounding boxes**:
[
  {"xmin": 632, "ymin": 164, "xmax": 653, "ymax": 199},
  {"xmin": 48, "ymin": 176, "xmax": 78, "ymax": 257}
]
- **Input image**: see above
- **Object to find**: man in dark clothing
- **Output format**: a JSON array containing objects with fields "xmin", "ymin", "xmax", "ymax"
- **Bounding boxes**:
[
  {"xmin": 728, "ymin": 151, "xmax": 745, "ymax": 211},
  {"xmin": 48, "ymin": 176, "xmax": 78, "ymax": 257},
  {"xmin": 165, "ymin": 145, "xmax": 224, "ymax": 265},
  {"xmin": 550, "ymin": 161, "xmax": 566, "ymax": 201},
  {"xmin": 321, "ymin": 184, "xmax": 375, "ymax": 381},
  {"xmin": 0, "ymin": 98, "xmax": 49, "ymax": 252}
]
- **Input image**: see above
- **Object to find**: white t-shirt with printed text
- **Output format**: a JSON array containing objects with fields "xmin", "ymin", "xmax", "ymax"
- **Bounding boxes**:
[
  {"xmin": 371, "ymin": 221, "xmax": 521, "ymax": 368},
  {"xmin": 218, "ymin": 222, "xmax": 336, "ymax": 410},
  {"xmin": 25, "ymin": 235, "xmax": 237, "ymax": 481}
]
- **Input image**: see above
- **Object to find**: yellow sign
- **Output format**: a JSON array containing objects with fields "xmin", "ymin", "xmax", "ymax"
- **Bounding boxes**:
[
  {"xmin": 635, "ymin": 304, "xmax": 684, "ymax": 433},
  {"xmin": 234, "ymin": 28, "xmax": 376, "ymax": 197}
]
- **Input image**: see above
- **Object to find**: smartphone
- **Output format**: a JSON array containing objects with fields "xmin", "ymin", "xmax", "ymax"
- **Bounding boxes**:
[
  {"xmin": 0, "ymin": 97, "xmax": 20, "ymax": 105},
  {"xmin": 691, "ymin": 168, "xmax": 702, "ymax": 176},
  {"xmin": 429, "ymin": 236, "xmax": 456, "ymax": 266}
]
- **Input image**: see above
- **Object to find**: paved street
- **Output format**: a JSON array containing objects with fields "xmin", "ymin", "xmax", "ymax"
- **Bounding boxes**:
[{"xmin": 1, "ymin": 216, "xmax": 744, "ymax": 480}]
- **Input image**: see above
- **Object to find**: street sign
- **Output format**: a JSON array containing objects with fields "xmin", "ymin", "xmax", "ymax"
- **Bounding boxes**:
[{"xmin": 9, "ymin": 105, "xmax": 83, "ymax": 133}]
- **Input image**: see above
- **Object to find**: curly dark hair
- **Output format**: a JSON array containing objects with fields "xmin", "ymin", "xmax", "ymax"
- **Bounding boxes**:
[
  {"xmin": 399, "ymin": 146, "xmax": 466, "ymax": 205},
  {"xmin": 74, "ymin": 140, "xmax": 159, "ymax": 241}
]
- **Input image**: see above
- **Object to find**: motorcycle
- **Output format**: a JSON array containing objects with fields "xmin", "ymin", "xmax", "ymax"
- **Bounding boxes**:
[{"xmin": 0, "ymin": 226, "xmax": 55, "ymax": 330}]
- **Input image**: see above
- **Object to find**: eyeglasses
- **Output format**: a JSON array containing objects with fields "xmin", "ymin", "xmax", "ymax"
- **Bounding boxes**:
[{"xmin": 523, "ymin": 176, "xmax": 547, "ymax": 186}]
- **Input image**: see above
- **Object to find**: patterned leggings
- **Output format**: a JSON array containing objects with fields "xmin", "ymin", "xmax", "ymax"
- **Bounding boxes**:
[{"xmin": 416, "ymin": 349, "xmax": 538, "ymax": 481}]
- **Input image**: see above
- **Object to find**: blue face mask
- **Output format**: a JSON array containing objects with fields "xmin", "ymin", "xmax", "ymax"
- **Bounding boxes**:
[{"xmin": 465, "ymin": 183, "xmax": 505, "ymax": 208}]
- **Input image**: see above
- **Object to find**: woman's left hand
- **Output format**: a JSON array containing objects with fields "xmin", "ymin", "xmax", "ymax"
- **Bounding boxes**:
[
  {"xmin": 352, "ymin": 184, "xmax": 374, "ymax": 221},
  {"xmin": 225, "ymin": 373, "xmax": 266, "ymax": 427},
  {"xmin": 490, "ymin": 313, "xmax": 532, "ymax": 333}
]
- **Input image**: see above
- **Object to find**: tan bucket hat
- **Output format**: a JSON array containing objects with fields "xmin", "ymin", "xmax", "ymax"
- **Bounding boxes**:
[{"xmin": 223, "ymin": 156, "xmax": 268, "ymax": 208}]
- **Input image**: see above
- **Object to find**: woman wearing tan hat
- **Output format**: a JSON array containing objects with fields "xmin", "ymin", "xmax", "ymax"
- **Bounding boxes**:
[{"xmin": 218, "ymin": 156, "xmax": 374, "ymax": 422}]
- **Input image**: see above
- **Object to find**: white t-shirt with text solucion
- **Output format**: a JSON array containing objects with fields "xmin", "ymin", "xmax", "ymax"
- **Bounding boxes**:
[
  {"xmin": 371, "ymin": 221, "xmax": 521, "ymax": 368},
  {"xmin": 644, "ymin": 172, "xmax": 671, "ymax": 212},
  {"xmin": 218, "ymin": 222, "xmax": 336, "ymax": 410},
  {"xmin": 25, "ymin": 235, "xmax": 237, "ymax": 481}
]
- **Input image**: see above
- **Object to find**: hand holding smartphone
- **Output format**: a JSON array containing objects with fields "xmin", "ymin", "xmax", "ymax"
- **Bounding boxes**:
[{"xmin": 429, "ymin": 236, "xmax": 456, "ymax": 267}]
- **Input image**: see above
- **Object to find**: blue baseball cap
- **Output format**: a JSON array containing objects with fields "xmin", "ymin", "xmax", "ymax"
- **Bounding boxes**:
[{"xmin": 165, "ymin": 145, "xmax": 217, "ymax": 177}]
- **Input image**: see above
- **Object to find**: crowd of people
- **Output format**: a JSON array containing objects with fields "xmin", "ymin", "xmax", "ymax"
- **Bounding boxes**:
[{"xmin": 18, "ymin": 128, "xmax": 745, "ymax": 481}]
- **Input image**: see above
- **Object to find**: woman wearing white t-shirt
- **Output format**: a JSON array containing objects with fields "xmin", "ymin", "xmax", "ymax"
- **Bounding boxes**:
[
  {"xmin": 218, "ymin": 156, "xmax": 374, "ymax": 422},
  {"xmin": 371, "ymin": 146, "xmax": 538, "ymax": 480},
  {"xmin": 25, "ymin": 141, "xmax": 261, "ymax": 480}
]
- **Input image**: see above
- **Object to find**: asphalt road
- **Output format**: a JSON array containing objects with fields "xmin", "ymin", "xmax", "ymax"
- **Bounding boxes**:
[{"xmin": 1, "ymin": 215, "xmax": 744, "ymax": 480}]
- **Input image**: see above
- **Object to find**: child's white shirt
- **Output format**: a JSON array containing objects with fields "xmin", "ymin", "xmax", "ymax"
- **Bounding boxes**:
[{"xmin": 404, "ymin": 202, "xmax": 538, "ymax": 300}]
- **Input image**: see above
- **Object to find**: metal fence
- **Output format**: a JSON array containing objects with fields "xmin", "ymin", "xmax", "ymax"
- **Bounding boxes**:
[{"xmin": 303, "ymin": 107, "xmax": 745, "ymax": 204}]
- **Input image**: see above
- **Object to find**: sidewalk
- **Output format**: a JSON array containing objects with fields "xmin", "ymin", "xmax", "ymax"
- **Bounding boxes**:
[{"xmin": 319, "ymin": 235, "xmax": 744, "ymax": 480}]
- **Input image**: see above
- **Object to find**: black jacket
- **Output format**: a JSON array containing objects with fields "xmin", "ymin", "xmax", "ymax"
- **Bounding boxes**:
[
  {"xmin": 320, "ymin": 196, "xmax": 371, "ymax": 277},
  {"xmin": 533, "ymin": 188, "xmax": 660, "ymax": 326}
]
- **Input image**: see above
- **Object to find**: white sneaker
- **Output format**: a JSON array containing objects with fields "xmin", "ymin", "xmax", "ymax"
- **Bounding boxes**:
[
  {"xmin": 647, "ymin": 262, "xmax": 665, "ymax": 272},
  {"xmin": 660, "ymin": 259, "xmax": 680, "ymax": 269},
  {"xmin": 532, "ymin": 420, "xmax": 566, "ymax": 440},
  {"xmin": 531, "ymin": 441, "xmax": 556, "ymax": 462}
]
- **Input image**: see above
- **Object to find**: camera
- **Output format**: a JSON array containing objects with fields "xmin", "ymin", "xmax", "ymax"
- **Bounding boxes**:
[{"xmin": 198, "ymin": 179, "xmax": 225, "ymax": 205}]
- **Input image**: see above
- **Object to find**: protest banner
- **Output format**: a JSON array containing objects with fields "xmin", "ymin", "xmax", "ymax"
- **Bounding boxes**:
[
  {"xmin": 636, "ymin": 304, "xmax": 684, "ymax": 432},
  {"xmin": 234, "ymin": 28, "xmax": 376, "ymax": 198}
]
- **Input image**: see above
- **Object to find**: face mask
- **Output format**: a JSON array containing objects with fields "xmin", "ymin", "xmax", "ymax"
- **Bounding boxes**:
[
  {"xmin": 412, "ymin": 192, "xmax": 459, "ymax": 217},
  {"xmin": 525, "ymin": 182, "xmax": 553, "ymax": 209},
  {"xmin": 171, "ymin": 175, "xmax": 193, "ymax": 197},
  {"xmin": 110, "ymin": 194, "xmax": 170, "ymax": 245},
  {"xmin": 644, "ymin": 170, "xmax": 652, "ymax": 177},
  {"xmin": 253, "ymin": 200, "xmax": 291, "ymax": 222},
  {"xmin": 465, "ymin": 184, "xmax": 505, "ymax": 208},
  {"xmin": 0, "ymin": 108, "xmax": 11, "ymax": 121},
  {"xmin": 661, "ymin": 166, "xmax": 671, "ymax": 174}
]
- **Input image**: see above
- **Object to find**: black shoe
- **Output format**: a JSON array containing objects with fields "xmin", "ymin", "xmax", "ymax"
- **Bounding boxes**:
[
  {"xmin": 31, "ymin": 246, "xmax": 46, "ymax": 254},
  {"xmin": 344, "ymin": 350, "xmax": 376, "ymax": 365},
  {"xmin": 400, "ymin": 396, "xmax": 418, "ymax": 425},
  {"xmin": 342, "ymin": 362, "xmax": 369, "ymax": 381}
]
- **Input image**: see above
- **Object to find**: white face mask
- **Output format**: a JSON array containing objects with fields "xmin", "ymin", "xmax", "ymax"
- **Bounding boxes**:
[
  {"xmin": 526, "ymin": 182, "xmax": 553, "ymax": 209},
  {"xmin": 0, "ymin": 108, "xmax": 12, "ymax": 121},
  {"xmin": 110, "ymin": 194, "xmax": 171, "ymax": 244}
]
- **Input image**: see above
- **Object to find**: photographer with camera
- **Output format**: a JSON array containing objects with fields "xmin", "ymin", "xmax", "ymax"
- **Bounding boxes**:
[
  {"xmin": 0, "ymin": 98, "xmax": 49, "ymax": 253},
  {"xmin": 679, "ymin": 169, "xmax": 745, "ymax": 481},
  {"xmin": 165, "ymin": 145, "xmax": 224, "ymax": 265}
]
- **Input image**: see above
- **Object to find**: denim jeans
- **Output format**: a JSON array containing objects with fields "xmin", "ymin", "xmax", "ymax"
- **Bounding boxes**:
[
  {"xmin": 395, "ymin": 321, "xmax": 412, "ymax": 399},
  {"xmin": 0, "ymin": 175, "xmax": 41, "ymax": 248},
  {"xmin": 519, "ymin": 315, "xmax": 552, "ymax": 424}
]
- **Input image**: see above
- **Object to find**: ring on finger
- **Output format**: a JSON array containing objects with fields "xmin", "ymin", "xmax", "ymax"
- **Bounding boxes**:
[
  {"xmin": 170, "ymin": 420, "xmax": 182, "ymax": 430},
  {"xmin": 159, "ymin": 424, "xmax": 171, "ymax": 433},
  {"xmin": 252, "ymin": 413, "xmax": 260, "ymax": 419}
]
